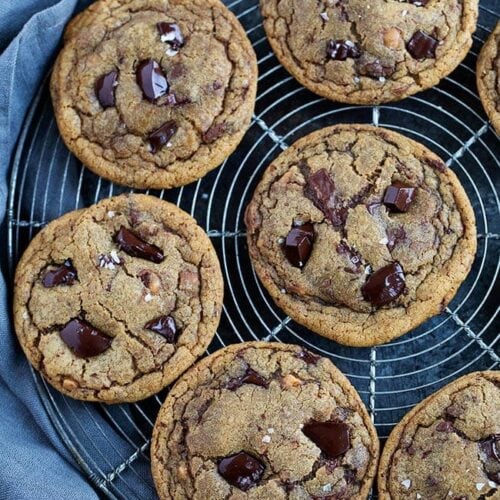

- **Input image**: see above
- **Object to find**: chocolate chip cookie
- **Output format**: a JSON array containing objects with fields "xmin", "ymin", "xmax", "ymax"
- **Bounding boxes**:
[
  {"xmin": 151, "ymin": 342, "xmax": 379, "ymax": 499},
  {"xmin": 51, "ymin": 0, "xmax": 257, "ymax": 189},
  {"xmin": 378, "ymin": 371, "xmax": 500, "ymax": 499},
  {"xmin": 477, "ymin": 22, "xmax": 500, "ymax": 134},
  {"xmin": 260, "ymin": 0, "xmax": 478, "ymax": 104},
  {"xmin": 13, "ymin": 194, "xmax": 224, "ymax": 403},
  {"xmin": 245, "ymin": 125, "xmax": 477, "ymax": 347}
]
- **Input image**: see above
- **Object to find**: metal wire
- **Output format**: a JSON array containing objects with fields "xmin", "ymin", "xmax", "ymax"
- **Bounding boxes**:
[{"xmin": 6, "ymin": 1, "xmax": 499, "ymax": 498}]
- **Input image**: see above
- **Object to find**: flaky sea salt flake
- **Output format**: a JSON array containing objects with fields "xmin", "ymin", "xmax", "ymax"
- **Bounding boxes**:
[{"xmin": 401, "ymin": 479, "xmax": 411, "ymax": 490}]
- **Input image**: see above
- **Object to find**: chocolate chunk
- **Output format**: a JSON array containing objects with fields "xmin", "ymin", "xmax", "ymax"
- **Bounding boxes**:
[
  {"xmin": 284, "ymin": 222, "xmax": 314, "ymax": 268},
  {"xmin": 148, "ymin": 120, "xmax": 177, "ymax": 154},
  {"xmin": 305, "ymin": 169, "xmax": 347, "ymax": 227},
  {"xmin": 302, "ymin": 421, "xmax": 350, "ymax": 458},
  {"xmin": 60, "ymin": 319, "xmax": 112, "ymax": 358},
  {"xmin": 407, "ymin": 30, "xmax": 439, "ymax": 59},
  {"xmin": 344, "ymin": 469, "xmax": 356, "ymax": 484},
  {"xmin": 336, "ymin": 241, "xmax": 362, "ymax": 272},
  {"xmin": 158, "ymin": 22, "xmax": 185, "ymax": 55},
  {"xmin": 95, "ymin": 70, "xmax": 118, "ymax": 108},
  {"xmin": 296, "ymin": 348, "xmax": 320, "ymax": 365},
  {"xmin": 227, "ymin": 367, "xmax": 268, "ymax": 390},
  {"xmin": 136, "ymin": 59, "xmax": 168, "ymax": 101},
  {"xmin": 426, "ymin": 158, "xmax": 447, "ymax": 172},
  {"xmin": 203, "ymin": 123, "xmax": 226, "ymax": 143},
  {"xmin": 145, "ymin": 315, "xmax": 177, "ymax": 342},
  {"xmin": 436, "ymin": 421, "xmax": 454, "ymax": 432},
  {"xmin": 327, "ymin": 40, "xmax": 361, "ymax": 60},
  {"xmin": 42, "ymin": 259, "xmax": 77, "ymax": 287},
  {"xmin": 362, "ymin": 262, "xmax": 405, "ymax": 306},
  {"xmin": 486, "ymin": 471, "xmax": 500, "ymax": 484},
  {"xmin": 480, "ymin": 434, "xmax": 500, "ymax": 461},
  {"xmin": 383, "ymin": 182, "xmax": 416, "ymax": 212},
  {"xmin": 407, "ymin": 0, "xmax": 430, "ymax": 5},
  {"xmin": 445, "ymin": 404, "xmax": 462, "ymax": 419},
  {"xmin": 115, "ymin": 226, "xmax": 164, "ymax": 263},
  {"xmin": 218, "ymin": 451, "xmax": 265, "ymax": 491},
  {"xmin": 360, "ymin": 60, "xmax": 394, "ymax": 79}
]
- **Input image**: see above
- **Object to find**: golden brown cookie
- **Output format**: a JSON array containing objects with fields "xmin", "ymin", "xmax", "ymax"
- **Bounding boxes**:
[
  {"xmin": 51, "ymin": 0, "xmax": 257, "ymax": 189},
  {"xmin": 13, "ymin": 194, "xmax": 223, "ymax": 403},
  {"xmin": 477, "ymin": 22, "xmax": 500, "ymax": 134},
  {"xmin": 378, "ymin": 371, "xmax": 500, "ymax": 499},
  {"xmin": 260, "ymin": 0, "xmax": 478, "ymax": 104},
  {"xmin": 151, "ymin": 342, "xmax": 379, "ymax": 499},
  {"xmin": 245, "ymin": 125, "xmax": 477, "ymax": 347}
]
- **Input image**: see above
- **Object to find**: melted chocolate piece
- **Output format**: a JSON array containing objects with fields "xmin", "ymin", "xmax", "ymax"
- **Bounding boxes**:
[
  {"xmin": 218, "ymin": 451, "xmax": 265, "ymax": 491},
  {"xmin": 148, "ymin": 120, "xmax": 177, "ymax": 154},
  {"xmin": 305, "ymin": 169, "xmax": 347, "ymax": 227},
  {"xmin": 60, "ymin": 319, "xmax": 112, "ymax": 358},
  {"xmin": 145, "ymin": 315, "xmax": 177, "ymax": 342},
  {"xmin": 407, "ymin": 30, "xmax": 439, "ymax": 59},
  {"xmin": 296, "ymin": 349, "xmax": 320, "ymax": 365},
  {"xmin": 157, "ymin": 22, "xmax": 185, "ymax": 54},
  {"xmin": 227, "ymin": 367, "xmax": 268, "ymax": 390},
  {"xmin": 115, "ymin": 226, "xmax": 164, "ymax": 263},
  {"xmin": 303, "ymin": 421, "xmax": 350, "ymax": 458},
  {"xmin": 136, "ymin": 59, "xmax": 168, "ymax": 101},
  {"xmin": 427, "ymin": 158, "xmax": 447, "ymax": 172},
  {"xmin": 344, "ymin": 469, "xmax": 356, "ymax": 484},
  {"xmin": 360, "ymin": 60, "xmax": 394, "ymax": 78},
  {"xmin": 445, "ymin": 404, "xmax": 462, "ymax": 419},
  {"xmin": 435, "ymin": 420, "xmax": 454, "ymax": 432},
  {"xmin": 480, "ymin": 434, "xmax": 500, "ymax": 461},
  {"xmin": 336, "ymin": 241, "xmax": 362, "ymax": 272},
  {"xmin": 95, "ymin": 70, "xmax": 118, "ymax": 108},
  {"xmin": 284, "ymin": 222, "xmax": 314, "ymax": 268},
  {"xmin": 383, "ymin": 182, "xmax": 416, "ymax": 212},
  {"xmin": 362, "ymin": 262, "xmax": 405, "ymax": 306},
  {"xmin": 42, "ymin": 259, "xmax": 77, "ymax": 287},
  {"xmin": 203, "ymin": 123, "xmax": 226, "ymax": 143},
  {"xmin": 326, "ymin": 40, "xmax": 361, "ymax": 60}
]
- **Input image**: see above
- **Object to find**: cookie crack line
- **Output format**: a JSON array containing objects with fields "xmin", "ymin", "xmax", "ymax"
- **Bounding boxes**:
[
  {"xmin": 51, "ymin": 0, "xmax": 257, "ymax": 188},
  {"xmin": 250, "ymin": 140, "xmax": 461, "ymax": 312},
  {"xmin": 261, "ymin": 0, "xmax": 478, "ymax": 103},
  {"xmin": 383, "ymin": 373, "xmax": 500, "ymax": 499},
  {"xmin": 151, "ymin": 343, "xmax": 379, "ymax": 499},
  {"xmin": 14, "ymin": 195, "xmax": 224, "ymax": 403}
]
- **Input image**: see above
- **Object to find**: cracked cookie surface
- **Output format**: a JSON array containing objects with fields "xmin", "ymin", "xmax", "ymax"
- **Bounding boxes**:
[
  {"xmin": 51, "ymin": 0, "xmax": 257, "ymax": 189},
  {"xmin": 244, "ymin": 125, "xmax": 476, "ymax": 346},
  {"xmin": 260, "ymin": 0, "xmax": 478, "ymax": 104},
  {"xmin": 378, "ymin": 371, "xmax": 500, "ymax": 500},
  {"xmin": 477, "ymin": 22, "xmax": 500, "ymax": 134},
  {"xmin": 151, "ymin": 342, "xmax": 379, "ymax": 499},
  {"xmin": 13, "ymin": 194, "xmax": 224, "ymax": 403}
]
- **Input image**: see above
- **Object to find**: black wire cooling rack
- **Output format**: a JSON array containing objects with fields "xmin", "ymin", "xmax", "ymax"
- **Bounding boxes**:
[{"xmin": 6, "ymin": 1, "xmax": 500, "ymax": 498}]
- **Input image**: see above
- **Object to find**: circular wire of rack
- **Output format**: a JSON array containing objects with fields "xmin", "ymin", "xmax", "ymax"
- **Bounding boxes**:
[{"xmin": 6, "ymin": 1, "xmax": 500, "ymax": 498}]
